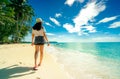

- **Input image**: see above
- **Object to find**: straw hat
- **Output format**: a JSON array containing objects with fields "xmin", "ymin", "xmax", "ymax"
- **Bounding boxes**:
[{"xmin": 36, "ymin": 18, "xmax": 42, "ymax": 23}]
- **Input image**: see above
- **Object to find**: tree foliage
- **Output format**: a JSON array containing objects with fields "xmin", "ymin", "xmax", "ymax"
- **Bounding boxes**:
[
  {"xmin": 0, "ymin": 0, "xmax": 15, "ymax": 43},
  {"xmin": 0, "ymin": 0, "xmax": 34, "ymax": 43}
]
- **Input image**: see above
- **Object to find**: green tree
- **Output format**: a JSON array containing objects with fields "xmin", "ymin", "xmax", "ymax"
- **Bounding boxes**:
[
  {"xmin": 9, "ymin": 0, "xmax": 34, "ymax": 42},
  {"xmin": 0, "ymin": 0, "xmax": 15, "ymax": 43}
]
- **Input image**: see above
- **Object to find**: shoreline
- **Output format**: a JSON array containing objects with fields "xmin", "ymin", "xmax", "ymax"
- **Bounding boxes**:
[
  {"xmin": 0, "ymin": 44, "xmax": 70, "ymax": 79},
  {"xmin": 1, "ymin": 43, "xmax": 119, "ymax": 79}
]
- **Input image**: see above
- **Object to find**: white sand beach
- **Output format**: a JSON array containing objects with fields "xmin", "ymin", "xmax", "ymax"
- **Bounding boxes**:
[{"xmin": 0, "ymin": 44, "xmax": 70, "ymax": 79}]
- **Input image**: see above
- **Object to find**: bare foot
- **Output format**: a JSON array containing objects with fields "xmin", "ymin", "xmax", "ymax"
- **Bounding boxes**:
[
  {"xmin": 36, "ymin": 77, "xmax": 40, "ymax": 79},
  {"xmin": 38, "ymin": 63, "xmax": 41, "ymax": 66},
  {"xmin": 33, "ymin": 67, "xmax": 38, "ymax": 70}
]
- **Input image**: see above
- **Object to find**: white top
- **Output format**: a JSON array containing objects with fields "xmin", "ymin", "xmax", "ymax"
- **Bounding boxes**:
[{"xmin": 32, "ymin": 28, "xmax": 45, "ymax": 36}]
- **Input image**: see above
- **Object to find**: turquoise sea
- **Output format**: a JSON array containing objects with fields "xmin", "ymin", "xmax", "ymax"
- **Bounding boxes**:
[{"xmin": 47, "ymin": 42, "xmax": 120, "ymax": 79}]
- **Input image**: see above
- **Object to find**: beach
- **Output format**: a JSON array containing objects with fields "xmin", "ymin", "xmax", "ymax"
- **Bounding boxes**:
[
  {"xmin": 0, "ymin": 44, "xmax": 70, "ymax": 79},
  {"xmin": 0, "ymin": 43, "xmax": 120, "ymax": 79}
]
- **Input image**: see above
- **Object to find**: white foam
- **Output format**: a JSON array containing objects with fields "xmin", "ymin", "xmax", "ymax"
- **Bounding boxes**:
[{"xmin": 45, "ymin": 45, "xmax": 120, "ymax": 79}]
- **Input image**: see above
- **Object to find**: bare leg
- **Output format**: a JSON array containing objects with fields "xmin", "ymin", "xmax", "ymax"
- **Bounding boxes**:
[
  {"xmin": 38, "ymin": 45, "xmax": 44, "ymax": 66},
  {"xmin": 34, "ymin": 45, "xmax": 39, "ymax": 68}
]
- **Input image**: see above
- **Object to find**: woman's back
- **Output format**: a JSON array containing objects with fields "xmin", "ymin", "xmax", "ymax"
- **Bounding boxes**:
[{"xmin": 32, "ymin": 28, "xmax": 44, "ymax": 36}]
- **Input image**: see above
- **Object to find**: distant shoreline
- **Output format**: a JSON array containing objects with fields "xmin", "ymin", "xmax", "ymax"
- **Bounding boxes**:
[{"xmin": 0, "ymin": 41, "xmax": 120, "ymax": 45}]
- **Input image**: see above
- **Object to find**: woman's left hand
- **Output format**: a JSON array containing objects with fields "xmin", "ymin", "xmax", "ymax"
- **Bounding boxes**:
[{"xmin": 31, "ymin": 42, "xmax": 34, "ymax": 46}]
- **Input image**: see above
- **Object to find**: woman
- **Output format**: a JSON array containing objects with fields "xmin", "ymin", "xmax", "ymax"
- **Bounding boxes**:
[{"xmin": 31, "ymin": 18, "xmax": 49, "ymax": 70}]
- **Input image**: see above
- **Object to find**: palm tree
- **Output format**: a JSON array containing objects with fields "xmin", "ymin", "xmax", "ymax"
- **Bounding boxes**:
[
  {"xmin": 9, "ymin": 0, "xmax": 34, "ymax": 42},
  {"xmin": 0, "ymin": 0, "xmax": 15, "ymax": 43}
]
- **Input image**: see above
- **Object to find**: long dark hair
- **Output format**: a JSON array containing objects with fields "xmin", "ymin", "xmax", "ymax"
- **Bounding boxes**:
[{"xmin": 33, "ymin": 22, "xmax": 42, "ymax": 30}]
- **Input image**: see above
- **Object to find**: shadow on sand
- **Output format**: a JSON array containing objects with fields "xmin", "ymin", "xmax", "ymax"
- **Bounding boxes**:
[{"xmin": 0, "ymin": 64, "xmax": 35, "ymax": 79}]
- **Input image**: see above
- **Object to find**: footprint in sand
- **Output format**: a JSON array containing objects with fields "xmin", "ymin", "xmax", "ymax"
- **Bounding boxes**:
[
  {"xmin": 36, "ymin": 77, "xmax": 40, "ymax": 79},
  {"xmin": 19, "ymin": 62, "xmax": 22, "ymax": 64}
]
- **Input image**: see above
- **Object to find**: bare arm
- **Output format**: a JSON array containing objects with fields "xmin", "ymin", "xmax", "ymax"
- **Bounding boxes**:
[
  {"xmin": 43, "ymin": 32, "xmax": 50, "ymax": 46},
  {"xmin": 31, "ymin": 33, "xmax": 34, "ymax": 46}
]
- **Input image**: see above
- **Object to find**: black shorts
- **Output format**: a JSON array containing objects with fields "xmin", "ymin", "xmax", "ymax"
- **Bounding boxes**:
[{"xmin": 34, "ymin": 36, "xmax": 45, "ymax": 45}]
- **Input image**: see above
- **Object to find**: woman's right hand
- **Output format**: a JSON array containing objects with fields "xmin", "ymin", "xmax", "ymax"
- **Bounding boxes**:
[{"xmin": 47, "ymin": 42, "xmax": 50, "ymax": 46}]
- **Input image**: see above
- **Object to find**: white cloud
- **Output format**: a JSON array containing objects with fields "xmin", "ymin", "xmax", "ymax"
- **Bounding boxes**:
[
  {"xmin": 45, "ymin": 22, "xmax": 55, "ymax": 28},
  {"xmin": 45, "ymin": 22, "xmax": 52, "ymax": 26},
  {"xmin": 97, "ymin": 16, "xmax": 118, "ymax": 24},
  {"xmin": 63, "ymin": 0, "xmax": 106, "ymax": 35},
  {"xmin": 55, "ymin": 13, "xmax": 62, "ymax": 18},
  {"xmin": 83, "ymin": 25, "xmax": 97, "ymax": 33},
  {"xmin": 58, "ymin": 35, "xmax": 64, "ymax": 38},
  {"xmin": 49, "ymin": 17, "xmax": 61, "ymax": 26},
  {"xmin": 63, "ymin": 23, "xmax": 80, "ymax": 33},
  {"xmin": 64, "ymin": 0, "xmax": 75, "ymax": 6},
  {"xmin": 109, "ymin": 21, "xmax": 120, "ymax": 28},
  {"xmin": 63, "ymin": 23, "xmax": 74, "ymax": 33},
  {"xmin": 46, "ymin": 33, "xmax": 55, "ymax": 36},
  {"xmin": 64, "ymin": 0, "xmax": 84, "ymax": 6},
  {"xmin": 56, "ymin": 35, "xmax": 79, "ymax": 42},
  {"xmin": 48, "ymin": 35, "xmax": 120, "ymax": 42},
  {"xmin": 91, "ymin": 37, "xmax": 120, "ymax": 42},
  {"xmin": 73, "ymin": 1, "xmax": 106, "ymax": 27},
  {"xmin": 46, "ymin": 33, "xmax": 120, "ymax": 42},
  {"xmin": 78, "ymin": 0, "xmax": 84, "ymax": 3}
]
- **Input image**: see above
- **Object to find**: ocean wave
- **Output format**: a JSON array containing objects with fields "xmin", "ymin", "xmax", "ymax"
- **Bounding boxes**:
[{"xmin": 45, "ymin": 45, "xmax": 120, "ymax": 79}]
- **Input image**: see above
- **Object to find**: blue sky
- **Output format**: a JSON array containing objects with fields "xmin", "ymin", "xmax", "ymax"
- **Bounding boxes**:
[{"xmin": 25, "ymin": 0, "xmax": 120, "ymax": 42}]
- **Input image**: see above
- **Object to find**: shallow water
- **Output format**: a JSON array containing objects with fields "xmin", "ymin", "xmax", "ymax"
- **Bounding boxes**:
[{"xmin": 46, "ymin": 42, "xmax": 120, "ymax": 79}]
